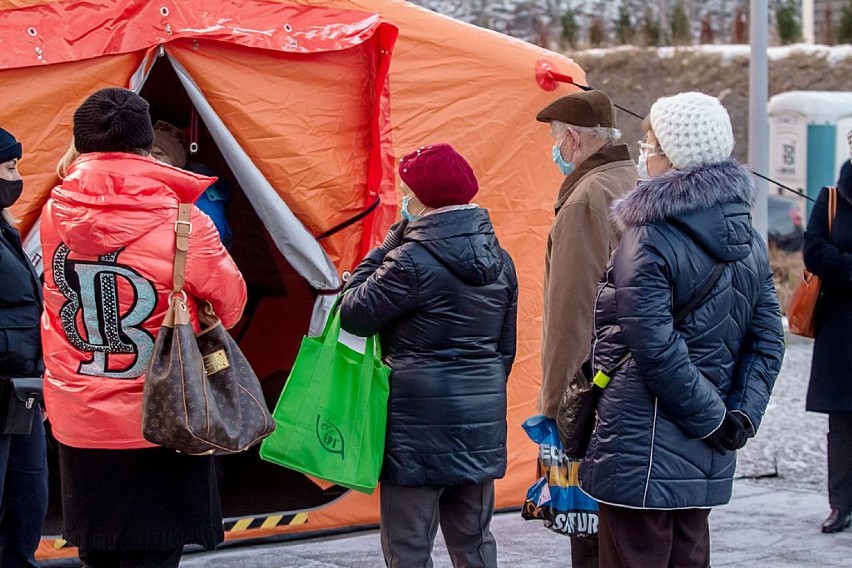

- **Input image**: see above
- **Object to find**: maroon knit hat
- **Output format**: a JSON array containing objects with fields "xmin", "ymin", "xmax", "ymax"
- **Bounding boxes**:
[{"xmin": 398, "ymin": 143, "xmax": 478, "ymax": 208}]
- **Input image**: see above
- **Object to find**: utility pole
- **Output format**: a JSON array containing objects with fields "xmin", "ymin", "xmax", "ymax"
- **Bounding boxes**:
[
  {"xmin": 750, "ymin": 0, "xmax": 769, "ymax": 241},
  {"xmin": 481, "ymin": 0, "xmax": 492, "ymax": 29},
  {"xmin": 802, "ymin": 0, "xmax": 815, "ymax": 43}
]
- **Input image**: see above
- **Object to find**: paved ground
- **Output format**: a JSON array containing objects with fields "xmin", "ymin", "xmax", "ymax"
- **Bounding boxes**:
[
  {"xmin": 176, "ymin": 334, "xmax": 849, "ymax": 567},
  {"xmin": 735, "ymin": 333, "xmax": 826, "ymax": 490},
  {"xmin": 46, "ymin": 333, "xmax": 847, "ymax": 567},
  {"xmin": 178, "ymin": 479, "xmax": 852, "ymax": 567}
]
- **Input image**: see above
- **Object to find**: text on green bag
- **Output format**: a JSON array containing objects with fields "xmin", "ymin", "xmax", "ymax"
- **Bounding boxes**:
[{"xmin": 316, "ymin": 415, "xmax": 345, "ymax": 458}]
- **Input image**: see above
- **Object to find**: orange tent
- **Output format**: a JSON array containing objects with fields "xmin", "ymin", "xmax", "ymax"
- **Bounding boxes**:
[{"xmin": 0, "ymin": 0, "xmax": 586, "ymax": 559}]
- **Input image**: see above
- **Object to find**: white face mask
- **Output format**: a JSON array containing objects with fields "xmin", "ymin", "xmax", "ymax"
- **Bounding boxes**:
[
  {"xmin": 637, "ymin": 140, "xmax": 666, "ymax": 181},
  {"xmin": 637, "ymin": 151, "xmax": 650, "ymax": 181}
]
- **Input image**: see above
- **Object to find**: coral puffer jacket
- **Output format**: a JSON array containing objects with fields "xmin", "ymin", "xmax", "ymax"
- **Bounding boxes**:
[{"xmin": 41, "ymin": 153, "xmax": 247, "ymax": 449}]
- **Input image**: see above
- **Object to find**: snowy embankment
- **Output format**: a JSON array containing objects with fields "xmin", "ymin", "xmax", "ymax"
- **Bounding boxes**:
[
  {"xmin": 577, "ymin": 43, "xmax": 852, "ymax": 64},
  {"xmin": 565, "ymin": 44, "xmax": 852, "ymax": 166}
]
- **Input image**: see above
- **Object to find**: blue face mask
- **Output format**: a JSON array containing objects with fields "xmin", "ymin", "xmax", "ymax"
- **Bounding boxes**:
[
  {"xmin": 401, "ymin": 195, "xmax": 419, "ymax": 222},
  {"xmin": 552, "ymin": 144, "xmax": 575, "ymax": 176}
]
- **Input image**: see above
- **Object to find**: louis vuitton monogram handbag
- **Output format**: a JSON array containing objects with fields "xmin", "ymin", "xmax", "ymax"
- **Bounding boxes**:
[{"xmin": 142, "ymin": 204, "xmax": 275, "ymax": 455}]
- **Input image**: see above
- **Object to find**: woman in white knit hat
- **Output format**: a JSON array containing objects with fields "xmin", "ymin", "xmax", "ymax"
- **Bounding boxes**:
[{"xmin": 577, "ymin": 92, "xmax": 785, "ymax": 567}]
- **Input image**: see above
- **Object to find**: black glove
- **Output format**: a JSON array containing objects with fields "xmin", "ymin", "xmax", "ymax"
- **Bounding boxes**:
[
  {"xmin": 380, "ymin": 220, "xmax": 408, "ymax": 252},
  {"xmin": 731, "ymin": 410, "xmax": 756, "ymax": 438},
  {"xmin": 704, "ymin": 410, "xmax": 748, "ymax": 455}
]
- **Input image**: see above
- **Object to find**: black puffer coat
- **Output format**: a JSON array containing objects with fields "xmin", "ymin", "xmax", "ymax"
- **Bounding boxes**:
[
  {"xmin": 0, "ymin": 217, "xmax": 43, "ymax": 377},
  {"xmin": 804, "ymin": 160, "xmax": 852, "ymax": 413},
  {"xmin": 340, "ymin": 207, "xmax": 518, "ymax": 487},
  {"xmin": 579, "ymin": 161, "xmax": 785, "ymax": 509}
]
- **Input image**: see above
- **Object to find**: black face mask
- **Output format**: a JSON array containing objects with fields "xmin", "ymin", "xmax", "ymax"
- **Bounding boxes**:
[{"xmin": 0, "ymin": 179, "xmax": 23, "ymax": 209}]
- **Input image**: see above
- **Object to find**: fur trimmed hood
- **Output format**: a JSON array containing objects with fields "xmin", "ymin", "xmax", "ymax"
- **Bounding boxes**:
[
  {"xmin": 612, "ymin": 160, "xmax": 755, "ymax": 232},
  {"xmin": 613, "ymin": 160, "xmax": 756, "ymax": 262}
]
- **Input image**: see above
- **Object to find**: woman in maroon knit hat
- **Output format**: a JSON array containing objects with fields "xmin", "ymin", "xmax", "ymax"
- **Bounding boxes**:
[{"xmin": 341, "ymin": 143, "xmax": 518, "ymax": 567}]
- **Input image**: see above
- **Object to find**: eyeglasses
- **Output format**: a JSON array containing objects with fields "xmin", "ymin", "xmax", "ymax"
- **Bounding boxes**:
[{"xmin": 638, "ymin": 141, "xmax": 665, "ymax": 157}]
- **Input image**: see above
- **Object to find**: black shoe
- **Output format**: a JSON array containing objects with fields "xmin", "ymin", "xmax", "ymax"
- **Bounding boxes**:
[{"xmin": 821, "ymin": 510, "xmax": 851, "ymax": 533}]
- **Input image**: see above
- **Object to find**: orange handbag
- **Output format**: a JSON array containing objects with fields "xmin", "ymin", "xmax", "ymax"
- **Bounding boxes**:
[{"xmin": 787, "ymin": 187, "xmax": 837, "ymax": 338}]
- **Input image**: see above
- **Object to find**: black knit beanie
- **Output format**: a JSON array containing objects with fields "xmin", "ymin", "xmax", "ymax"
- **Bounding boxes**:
[
  {"xmin": 73, "ymin": 88, "xmax": 154, "ymax": 154},
  {"xmin": 0, "ymin": 128, "xmax": 22, "ymax": 163}
]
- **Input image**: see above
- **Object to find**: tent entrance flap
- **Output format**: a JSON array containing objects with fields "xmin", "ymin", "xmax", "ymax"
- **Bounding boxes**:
[
  {"xmin": 166, "ymin": 55, "xmax": 341, "ymax": 337},
  {"xmin": 39, "ymin": 58, "xmax": 354, "ymax": 539},
  {"xmin": 140, "ymin": 59, "xmax": 352, "ymax": 518}
]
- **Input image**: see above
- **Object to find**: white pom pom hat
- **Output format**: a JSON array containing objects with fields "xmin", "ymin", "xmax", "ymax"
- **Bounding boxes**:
[{"xmin": 649, "ymin": 92, "xmax": 735, "ymax": 171}]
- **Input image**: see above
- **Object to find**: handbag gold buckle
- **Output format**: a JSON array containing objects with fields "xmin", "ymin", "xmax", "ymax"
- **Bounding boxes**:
[
  {"xmin": 174, "ymin": 220, "xmax": 193, "ymax": 235},
  {"xmin": 203, "ymin": 349, "xmax": 230, "ymax": 375}
]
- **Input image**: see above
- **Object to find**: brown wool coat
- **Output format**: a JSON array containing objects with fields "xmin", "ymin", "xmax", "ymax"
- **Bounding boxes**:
[{"xmin": 539, "ymin": 144, "xmax": 638, "ymax": 418}]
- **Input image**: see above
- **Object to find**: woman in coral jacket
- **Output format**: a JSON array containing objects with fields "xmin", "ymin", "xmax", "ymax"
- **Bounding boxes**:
[{"xmin": 40, "ymin": 88, "xmax": 247, "ymax": 568}]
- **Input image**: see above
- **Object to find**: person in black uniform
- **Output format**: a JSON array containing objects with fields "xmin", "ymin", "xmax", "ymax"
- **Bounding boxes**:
[
  {"xmin": 0, "ymin": 127, "xmax": 48, "ymax": 568},
  {"xmin": 804, "ymin": 148, "xmax": 852, "ymax": 534}
]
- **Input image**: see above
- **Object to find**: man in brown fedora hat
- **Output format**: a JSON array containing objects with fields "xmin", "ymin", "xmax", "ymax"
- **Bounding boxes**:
[{"xmin": 536, "ymin": 89, "xmax": 637, "ymax": 567}]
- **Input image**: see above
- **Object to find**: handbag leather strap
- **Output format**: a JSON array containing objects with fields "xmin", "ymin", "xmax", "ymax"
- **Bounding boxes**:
[
  {"xmin": 797, "ymin": 186, "xmax": 836, "ymax": 288},
  {"xmin": 828, "ymin": 186, "xmax": 837, "ymax": 235},
  {"xmin": 172, "ymin": 204, "xmax": 193, "ymax": 294}
]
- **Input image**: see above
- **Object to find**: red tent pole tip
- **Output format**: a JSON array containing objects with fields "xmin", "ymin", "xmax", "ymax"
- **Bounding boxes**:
[{"xmin": 535, "ymin": 58, "xmax": 573, "ymax": 92}]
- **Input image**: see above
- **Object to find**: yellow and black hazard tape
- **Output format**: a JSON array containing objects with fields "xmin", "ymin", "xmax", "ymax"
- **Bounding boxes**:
[
  {"xmin": 224, "ymin": 512, "xmax": 309, "ymax": 533},
  {"xmin": 43, "ymin": 513, "xmax": 309, "ymax": 551},
  {"xmin": 51, "ymin": 538, "xmax": 72, "ymax": 550}
]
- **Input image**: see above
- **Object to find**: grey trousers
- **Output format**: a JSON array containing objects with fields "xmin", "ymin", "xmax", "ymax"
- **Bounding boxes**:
[{"xmin": 380, "ymin": 481, "xmax": 497, "ymax": 568}]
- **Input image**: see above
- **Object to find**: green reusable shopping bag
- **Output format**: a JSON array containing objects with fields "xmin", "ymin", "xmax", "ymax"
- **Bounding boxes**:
[{"xmin": 259, "ymin": 305, "xmax": 390, "ymax": 494}]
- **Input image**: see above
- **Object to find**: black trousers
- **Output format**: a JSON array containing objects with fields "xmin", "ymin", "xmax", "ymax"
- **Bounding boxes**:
[
  {"xmin": 380, "ymin": 481, "xmax": 497, "ymax": 568},
  {"xmin": 78, "ymin": 547, "xmax": 183, "ymax": 568},
  {"xmin": 828, "ymin": 413, "xmax": 852, "ymax": 512},
  {"xmin": 570, "ymin": 534, "xmax": 599, "ymax": 567},
  {"xmin": 597, "ymin": 504, "xmax": 710, "ymax": 568},
  {"xmin": 0, "ymin": 410, "xmax": 48, "ymax": 568}
]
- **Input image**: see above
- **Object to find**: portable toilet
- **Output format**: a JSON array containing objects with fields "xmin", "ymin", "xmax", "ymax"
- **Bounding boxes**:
[{"xmin": 768, "ymin": 91, "xmax": 852, "ymax": 217}]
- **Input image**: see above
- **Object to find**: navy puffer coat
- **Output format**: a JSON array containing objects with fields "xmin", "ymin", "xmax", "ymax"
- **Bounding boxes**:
[
  {"xmin": 0, "ymin": 217, "xmax": 43, "ymax": 377},
  {"xmin": 579, "ymin": 161, "xmax": 785, "ymax": 509},
  {"xmin": 340, "ymin": 206, "xmax": 518, "ymax": 487}
]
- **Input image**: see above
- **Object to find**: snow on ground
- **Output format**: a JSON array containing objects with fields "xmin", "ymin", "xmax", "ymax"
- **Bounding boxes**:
[{"xmin": 736, "ymin": 334, "xmax": 827, "ymax": 491}]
